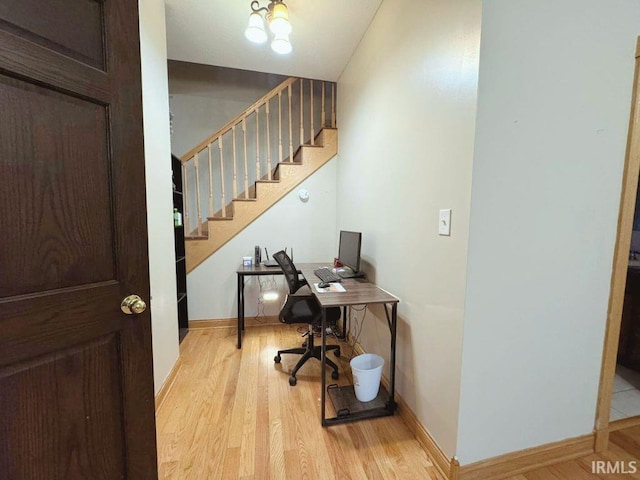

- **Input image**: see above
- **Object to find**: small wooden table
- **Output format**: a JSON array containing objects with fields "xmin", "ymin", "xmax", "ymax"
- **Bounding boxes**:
[{"xmin": 298, "ymin": 264, "xmax": 400, "ymax": 427}]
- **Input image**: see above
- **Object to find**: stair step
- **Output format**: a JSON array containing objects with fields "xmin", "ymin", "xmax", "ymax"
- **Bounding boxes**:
[{"xmin": 185, "ymin": 127, "xmax": 338, "ymax": 272}]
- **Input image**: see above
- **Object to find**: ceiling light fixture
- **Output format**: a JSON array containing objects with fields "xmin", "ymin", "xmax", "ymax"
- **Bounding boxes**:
[{"xmin": 244, "ymin": 0, "xmax": 292, "ymax": 55}]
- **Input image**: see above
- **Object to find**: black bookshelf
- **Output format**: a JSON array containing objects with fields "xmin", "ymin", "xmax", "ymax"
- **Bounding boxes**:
[{"xmin": 172, "ymin": 154, "xmax": 189, "ymax": 343}]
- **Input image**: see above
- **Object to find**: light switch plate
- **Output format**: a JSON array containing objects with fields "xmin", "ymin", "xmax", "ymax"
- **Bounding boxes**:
[{"xmin": 439, "ymin": 209, "xmax": 451, "ymax": 236}]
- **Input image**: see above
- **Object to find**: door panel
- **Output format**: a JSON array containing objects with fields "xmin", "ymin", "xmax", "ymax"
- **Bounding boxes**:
[
  {"xmin": 0, "ymin": 336, "xmax": 125, "ymax": 479},
  {"xmin": 0, "ymin": 0, "xmax": 105, "ymax": 69},
  {"xmin": 0, "ymin": 74, "xmax": 114, "ymax": 297},
  {"xmin": 0, "ymin": 0, "xmax": 157, "ymax": 478}
]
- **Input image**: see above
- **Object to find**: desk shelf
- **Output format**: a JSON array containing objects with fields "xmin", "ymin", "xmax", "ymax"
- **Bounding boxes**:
[{"xmin": 327, "ymin": 384, "xmax": 395, "ymax": 423}]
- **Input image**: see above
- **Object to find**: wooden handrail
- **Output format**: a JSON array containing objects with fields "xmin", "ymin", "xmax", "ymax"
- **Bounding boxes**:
[
  {"xmin": 180, "ymin": 76, "xmax": 337, "ymax": 238},
  {"xmin": 180, "ymin": 77, "xmax": 298, "ymax": 163}
]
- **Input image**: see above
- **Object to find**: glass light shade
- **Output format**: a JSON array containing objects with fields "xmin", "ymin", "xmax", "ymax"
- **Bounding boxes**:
[
  {"xmin": 268, "ymin": 3, "xmax": 291, "ymax": 35},
  {"xmin": 271, "ymin": 32, "xmax": 292, "ymax": 54},
  {"xmin": 244, "ymin": 12, "xmax": 267, "ymax": 43}
]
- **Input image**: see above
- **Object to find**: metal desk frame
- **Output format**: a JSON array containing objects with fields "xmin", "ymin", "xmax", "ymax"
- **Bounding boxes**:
[
  {"xmin": 236, "ymin": 263, "xmax": 399, "ymax": 426},
  {"xmin": 236, "ymin": 264, "xmax": 349, "ymax": 349},
  {"xmin": 236, "ymin": 264, "xmax": 286, "ymax": 349}
]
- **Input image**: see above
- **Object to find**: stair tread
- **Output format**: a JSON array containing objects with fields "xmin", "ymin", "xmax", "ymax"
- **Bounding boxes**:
[{"xmin": 185, "ymin": 126, "xmax": 337, "ymax": 272}]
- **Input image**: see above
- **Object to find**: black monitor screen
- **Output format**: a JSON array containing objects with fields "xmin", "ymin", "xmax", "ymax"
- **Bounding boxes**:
[{"xmin": 338, "ymin": 231, "xmax": 362, "ymax": 273}]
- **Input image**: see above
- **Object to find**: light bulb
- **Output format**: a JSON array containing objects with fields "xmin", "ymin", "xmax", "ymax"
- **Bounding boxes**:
[
  {"xmin": 269, "ymin": 3, "xmax": 291, "ymax": 35},
  {"xmin": 271, "ymin": 32, "xmax": 292, "ymax": 55},
  {"xmin": 245, "ymin": 12, "xmax": 267, "ymax": 44}
]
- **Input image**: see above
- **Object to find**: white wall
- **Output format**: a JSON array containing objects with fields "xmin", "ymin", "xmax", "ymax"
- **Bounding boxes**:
[
  {"xmin": 188, "ymin": 159, "xmax": 338, "ymax": 320},
  {"xmin": 457, "ymin": 0, "xmax": 640, "ymax": 464},
  {"xmin": 168, "ymin": 62, "xmax": 287, "ymax": 157},
  {"xmin": 337, "ymin": 0, "xmax": 481, "ymax": 457},
  {"xmin": 139, "ymin": 0, "xmax": 180, "ymax": 394}
]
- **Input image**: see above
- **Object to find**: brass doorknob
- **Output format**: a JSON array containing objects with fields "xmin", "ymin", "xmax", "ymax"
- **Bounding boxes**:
[{"xmin": 121, "ymin": 295, "xmax": 147, "ymax": 314}]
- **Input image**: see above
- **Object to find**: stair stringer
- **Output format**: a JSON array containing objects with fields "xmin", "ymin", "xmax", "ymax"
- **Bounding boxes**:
[{"xmin": 185, "ymin": 128, "xmax": 337, "ymax": 273}]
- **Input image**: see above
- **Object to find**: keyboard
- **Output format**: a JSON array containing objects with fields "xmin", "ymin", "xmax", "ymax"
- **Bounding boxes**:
[{"xmin": 314, "ymin": 267, "xmax": 341, "ymax": 283}]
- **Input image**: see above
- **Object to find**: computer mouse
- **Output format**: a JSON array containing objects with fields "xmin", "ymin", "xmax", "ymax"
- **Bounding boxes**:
[{"xmin": 318, "ymin": 282, "xmax": 331, "ymax": 289}]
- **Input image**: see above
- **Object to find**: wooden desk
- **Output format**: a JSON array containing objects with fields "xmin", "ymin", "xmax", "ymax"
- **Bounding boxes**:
[
  {"xmin": 298, "ymin": 264, "xmax": 400, "ymax": 427},
  {"xmin": 236, "ymin": 262, "xmax": 400, "ymax": 426}
]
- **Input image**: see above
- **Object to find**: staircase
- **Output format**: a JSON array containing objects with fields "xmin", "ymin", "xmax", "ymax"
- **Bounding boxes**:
[{"xmin": 179, "ymin": 77, "xmax": 338, "ymax": 273}]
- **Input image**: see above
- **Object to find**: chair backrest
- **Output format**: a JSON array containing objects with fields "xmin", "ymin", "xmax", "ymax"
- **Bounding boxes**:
[{"xmin": 273, "ymin": 250, "xmax": 302, "ymax": 293}]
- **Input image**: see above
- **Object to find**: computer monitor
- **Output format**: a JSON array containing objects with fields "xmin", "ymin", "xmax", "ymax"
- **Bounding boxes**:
[{"xmin": 338, "ymin": 230, "xmax": 362, "ymax": 274}]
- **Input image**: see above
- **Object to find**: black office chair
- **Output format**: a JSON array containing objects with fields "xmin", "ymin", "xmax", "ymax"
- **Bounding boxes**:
[{"xmin": 272, "ymin": 250, "xmax": 342, "ymax": 386}]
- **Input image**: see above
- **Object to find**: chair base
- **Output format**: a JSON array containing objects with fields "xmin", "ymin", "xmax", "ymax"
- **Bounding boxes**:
[{"xmin": 274, "ymin": 327, "xmax": 340, "ymax": 386}]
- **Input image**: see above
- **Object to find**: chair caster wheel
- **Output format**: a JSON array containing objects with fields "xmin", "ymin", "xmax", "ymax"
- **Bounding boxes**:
[
  {"xmin": 334, "ymin": 349, "xmax": 341, "ymax": 358},
  {"xmin": 331, "ymin": 371, "xmax": 339, "ymax": 380},
  {"xmin": 289, "ymin": 376, "xmax": 297, "ymax": 386},
  {"xmin": 274, "ymin": 355, "xmax": 281, "ymax": 364}
]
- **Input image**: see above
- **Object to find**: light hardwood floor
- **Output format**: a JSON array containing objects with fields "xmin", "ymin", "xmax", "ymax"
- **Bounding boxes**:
[
  {"xmin": 501, "ymin": 428, "xmax": 640, "ymax": 480},
  {"xmin": 157, "ymin": 325, "xmax": 640, "ymax": 480},
  {"xmin": 156, "ymin": 325, "xmax": 443, "ymax": 479}
]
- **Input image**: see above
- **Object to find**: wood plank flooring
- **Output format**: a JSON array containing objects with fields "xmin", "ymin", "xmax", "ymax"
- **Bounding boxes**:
[
  {"xmin": 157, "ymin": 324, "xmax": 640, "ymax": 479},
  {"xmin": 504, "ymin": 427, "xmax": 640, "ymax": 480},
  {"xmin": 156, "ymin": 325, "xmax": 442, "ymax": 479}
]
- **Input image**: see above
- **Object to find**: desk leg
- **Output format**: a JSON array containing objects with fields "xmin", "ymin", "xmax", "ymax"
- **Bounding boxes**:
[
  {"xmin": 237, "ymin": 273, "xmax": 244, "ymax": 349},
  {"xmin": 389, "ymin": 302, "xmax": 397, "ymax": 410},
  {"xmin": 337, "ymin": 306, "xmax": 348, "ymax": 340},
  {"xmin": 321, "ymin": 307, "xmax": 327, "ymax": 427}
]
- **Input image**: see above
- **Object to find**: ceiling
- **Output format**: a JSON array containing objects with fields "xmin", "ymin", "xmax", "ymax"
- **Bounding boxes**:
[{"xmin": 164, "ymin": 0, "xmax": 383, "ymax": 82}]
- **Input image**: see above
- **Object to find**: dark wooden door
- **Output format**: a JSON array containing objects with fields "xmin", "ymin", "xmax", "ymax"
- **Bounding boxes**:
[{"xmin": 0, "ymin": 1, "xmax": 157, "ymax": 479}]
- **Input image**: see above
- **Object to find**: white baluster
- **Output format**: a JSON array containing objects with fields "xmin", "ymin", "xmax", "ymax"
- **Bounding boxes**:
[
  {"xmin": 255, "ymin": 108, "xmax": 260, "ymax": 180},
  {"xmin": 242, "ymin": 118, "xmax": 249, "ymax": 198},
  {"xmin": 278, "ymin": 91, "xmax": 283, "ymax": 164},
  {"xmin": 288, "ymin": 84, "xmax": 293, "ymax": 162},
  {"xmin": 266, "ymin": 100, "xmax": 272, "ymax": 180},
  {"xmin": 310, "ymin": 79, "xmax": 315, "ymax": 146},
  {"xmin": 321, "ymin": 81, "xmax": 326, "ymax": 128},
  {"xmin": 232, "ymin": 125, "xmax": 238, "ymax": 199},
  {"xmin": 299, "ymin": 79, "xmax": 304, "ymax": 146},
  {"xmin": 207, "ymin": 144, "xmax": 214, "ymax": 218},
  {"xmin": 218, "ymin": 137, "xmax": 226, "ymax": 218},
  {"xmin": 194, "ymin": 152, "xmax": 202, "ymax": 236},
  {"xmin": 332, "ymin": 83, "xmax": 336, "ymax": 128},
  {"xmin": 183, "ymin": 162, "xmax": 189, "ymax": 232}
]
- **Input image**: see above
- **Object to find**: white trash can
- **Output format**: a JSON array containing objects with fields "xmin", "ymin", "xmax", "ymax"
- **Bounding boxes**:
[{"xmin": 350, "ymin": 353, "xmax": 384, "ymax": 402}]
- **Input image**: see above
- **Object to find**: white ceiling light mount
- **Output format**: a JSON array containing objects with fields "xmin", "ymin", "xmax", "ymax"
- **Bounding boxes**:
[{"xmin": 244, "ymin": 0, "xmax": 293, "ymax": 55}]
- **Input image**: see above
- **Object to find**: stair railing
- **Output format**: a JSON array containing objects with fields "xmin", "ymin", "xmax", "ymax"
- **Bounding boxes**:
[{"xmin": 180, "ymin": 77, "xmax": 337, "ymax": 237}]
